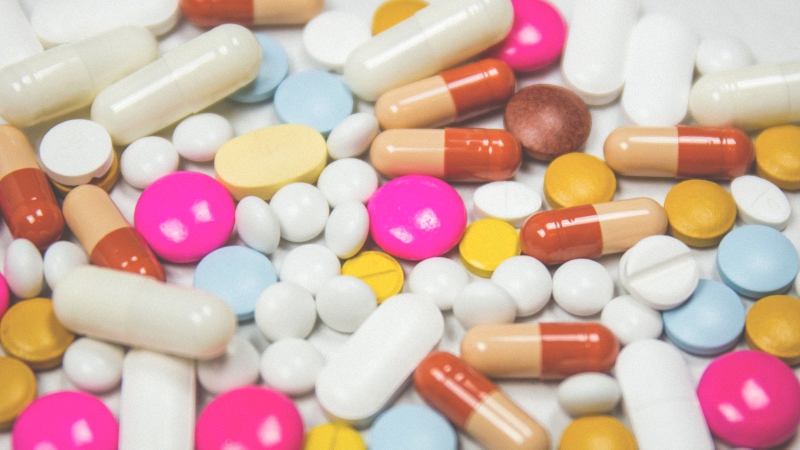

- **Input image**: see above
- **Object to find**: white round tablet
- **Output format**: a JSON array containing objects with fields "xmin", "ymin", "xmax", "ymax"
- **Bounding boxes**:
[
  {"xmin": 408, "ymin": 257, "xmax": 470, "ymax": 311},
  {"xmin": 235, "ymin": 196, "xmax": 282, "ymax": 255},
  {"xmin": 260, "ymin": 338, "xmax": 325, "ymax": 396},
  {"xmin": 453, "ymin": 280, "xmax": 516, "ymax": 330},
  {"xmin": 254, "ymin": 281, "xmax": 317, "ymax": 341},
  {"xmin": 473, "ymin": 181, "xmax": 542, "ymax": 228},
  {"xmin": 302, "ymin": 11, "xmax": 371, "ymax": 73},
  {"xmin": 197, "ymin": 335, "xmax": 260, "ymax": 395},
  {"xmin": 316, "ymin": 158, "xmax": 379, "ymax": 207},
  {"xmin": 315, "ymin": 275, "xmax": 377, "ymax": 333},
  {"xmin": 278, "ymin": 244, "xmax": 341, "ymax": 295},
  {"xmin": 552, "ymin": 259, "xmax": 614, "ymax": 317},
  {"xmin": 695, "ymin": 34, "xmax": 754, "ymax": 76},
  {"xmin": 601, "ymin": 295, "xmax": 664, "ymax": 346},
  {"xmin": 731, "ymin": 175, "xmax": 791, "ymax": 231},
  {"xmin": 172, "ymin": 113, "xmax": 233, "ymax": 162},
  {"xmin": 491, "ymin": 255, "xmax": 552, "ymax": 317},
  {"xmin": 327, "ymin": 113, "xmax": 379, "ymax": 160},
  {"xmin": 120, "ymin": 136, "xmax": 180, "ymax": 189},
  {"xmin": 39, "ymin": 119, "xmax": 114, "ymax": 186},
  {"xmin": 62, "ymin": 337, "xmax": 125, "ymax": 393},
  {"xmin": 4, "ymin": 238, "xmax": 43, "ymax": 299},
  {"xmin": 270, "ymin": 182, "xmax": 329, "ymax": 243},
  {"xmin": 557, "ymin": 373, "xmax": 621, "ymax": 417},
  {"xmin": 42, "ymin": 240, "xmax": 89, "ymax": 291},
  {"xmin": 324, "ymin": 202, "xmax": 369, "ymax": 259}
]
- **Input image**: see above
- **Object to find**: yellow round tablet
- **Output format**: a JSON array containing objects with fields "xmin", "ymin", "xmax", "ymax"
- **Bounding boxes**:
[
  {"xmin": 559, "ymin": 415, "xmax": 637, "ymax": 450},
  {"xmin": 0, "ymin": 297, "xmax": 75, "ymax": 370},
  {"xmin": 371, "ymin": 0, "xmax": 429, "ymax": 35},
  {"xmin": 50, "ymin": 150, "xmax": 120, "ymax": 197},
  {"xmin": 342, "ymin": 251, "xmax": 404, "ymax": 304},
  {"xmin": 663, "ymin": 179, "xmax": 736, "ymax": 247},
  {"xmin": 459, "ymin": 218, "xmax": 520, "ymax": 278},
  {"xmin": 544, "ymin": 153, "xmax": 616, "ymax": 209},
  {"xmin": 215, "ymin": 124, "xmax": 327, "ymax": 201},
  {"xmin": 0, "ymin": 356, "xmax": 36, "ymax": 431},
  {"xmin": 304, "ymin": 422, "xmax": 366, "ymax": 450},
  {"xmin": 745, "ymin": 295, "xmax": 800, "ymax": 365},
  {"xmin": 755, "ymin": 125, "xmax": 800, "ymax": 190}
]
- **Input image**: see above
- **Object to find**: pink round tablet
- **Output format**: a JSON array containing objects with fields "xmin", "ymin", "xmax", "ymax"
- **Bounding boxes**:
[
  {"xmin": 134, "ymin": 171, "xmax": 235, "ymax": 263},
  {"xmin": 0, "ymin": 272, "xmax": 8, "ymax": 320},
  {"xmin": 12, "ymin": 390, "xmax": 118, "ymax": 450},
  {"xmin": 367, "ymin": 175, "xmax": 467, "ymax": 261},
  {"xmin": 485, "ymin": 0, "xmax": 567, "ymax": 72},
  {"xmin": 196, "ymin": 386, "xmax": 303, "ymax": 450},
  {"xmin": 697, "ymin": 350, "xmax": 800, "ymax": 448}
]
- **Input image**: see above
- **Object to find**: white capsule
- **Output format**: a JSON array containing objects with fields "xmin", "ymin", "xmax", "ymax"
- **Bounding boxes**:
[
  {"xmin": 557, "ymin": 373, "xmax": 621, "ymax": 417},
  {"xmin": 326, "ymin": 113, "xmax": 379, "ymax": 160},
  {"xmin": 324, "ymin": 202, "xmax": 369, "ymax": 259},
  {"xmin": 270, "ymin": 182, "xmax": 329, "ymax": 243},
  {"xmin": 254, "ymin": 282, "xmax": 317, "ymax": 341},
  {"xmin": 491, "ymin": 255, "xmax": 552, "ymax": 317},
  {"xmin": 235, "ymin": 196, "xmax": 281, "ymax": 255},
  {"xmin": 0, "ymin": 0, "xmax": 43, "ymax": 69},
  {"xmin": 315, "ymin": 275, "xmax": 377, "ymax": 333},
  {"xmin": 62, "ymin": 337, "xmax": 125, "ymax": 394},
  {"xmin": 42, "ymin": 240, "xmax": 88, "ymax": 291},
  {"xmin": 260, "ymin": 338, "xmax": 325, "ymax": 396},
  {"xmin": 278, "ymin": 244, "xmax": 341, "ymax": 295},
  {"xmin": 197, "ymin": 335, "xmax": 260, "ymax": 395},
  {"xmin": 4, "ymin": 238, "xmax": 43, "ymax": 299},
  {"xmin": 601, "ymin": 295, "xmax": 664, "ymax": 346},
  {"xmin": 453, "ymin": 280, "xmax": 517, "ymax": 330},
  {"xmin": 316, "ymin": 158, "xmax": 378, "ymax": 208}
]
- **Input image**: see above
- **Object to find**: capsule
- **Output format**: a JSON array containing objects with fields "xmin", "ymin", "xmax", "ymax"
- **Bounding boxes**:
[
  {"xmin": 91, "ymin": 24, "xmax": 262, "ymax": 145},
  {"xmin": 179, "ymin": 0, "xmax": 324, "ymax": 27},
  {"xmin": 460, "ymin": 323, "xmax": 619, "ymax": 379},
  {"xmin": 0, "ymin": 27, "xmax": 158, "ymax": 128},
  {"xmin": 374, "ymin": 58, "xmax": 516, "ymax": 129},
  {"xmin": 414, "ymin": 352, "xmax": 550, "ymax": 450},
  {"xmin": 370, "ymin": 128, "xmax": 521, "ymax": 182},
  {"xmin": 0, "ymin": 125, "xmax": 63, "ymax": 250},
  {"xmin": 63, "ymin": 185, "xmax": 165, "ymax": 281},
  {"xmin": 343, "ymin": 0, "xmax": 514, "ymax": 101},
  {"xmin": 604, "ymin": 126, "xmax": 754, "ymax": 179},
  {"xmin": 520, "ymin": 197, "xmax": 668, "ymax": 265}
]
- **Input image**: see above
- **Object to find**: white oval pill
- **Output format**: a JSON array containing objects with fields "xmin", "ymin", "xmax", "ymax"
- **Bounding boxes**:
[
  {"xmin": 303, "ymin": 11, "xmax": 371, "ymax": 73},
  {"xmin": 62, "ymin": 337, "xmax": 125, "ymax": 393},
  {"xmin": 42, "ymin": 240, "xmax": 89, "ymax": 291},
  {"xmin": 270, "ymin": 182, "xmax": 329, "ymax": 243},
  {"xmin": 552, "ymin": 259, "xmax": 613, "ymax": 317},
  {"xmin": 324, "ymin": 202, "xmax": 369, "ymax": 259},
  {"xmin": 39, "ymin": 119, "xmax": 114, "ymax": 186},
  {"xmin": 730, "ymin": 175, "xmax": 791, "ymax": 231},
  {"xmin": 260, "ymin": 338, "xmax": 325, "ymax": 396},
  {"xmin": 557, "ymin": 372, "xmax": 621, "ymax": 417},
  {"xmin": 235, "ymin": 196, "xmax": 281, "ymax": 255},
  {"xmin": 316, "ymin": 158, "xmax": 378, "ymax": 207},
  {"xmin": 601, "ymin": 295, "xmax": 664, "ymax": 346},
  {"xmin": 491, "ymin": 255, "xmax": 552, "ymax": 317},
  {"xmin": 4, "ymin": 238, "xmax": 43, "ymax": 299},
  {"xmin": 453, "ymin": 280, "xmax": 516, "ymax": 330},
  {"xmin": 315, "ymin": 275, "xmax": 377, "ymax": 333},
  {"xmin": 473, "ymin": 181, "xmax": 542, "ymax": 228},
  {"xmin": 327, "ymin": 113, "xmax": 379, "ymax": 160},
  {"xmin": 695, "ymin": 34, "xmax": 754, "ymax": 76},
  {"xmin": 278, "ymin": 244, "xmax": 341, "ymax": 295},
  {"xmin": 197, "ymin": 334, "xmax": 260, "ymax": 395},
  {"xmin": 254, "ymin": 282, "xmax": 317, "ymax": 341},
  {"xmin": 407, "ymin": 257, "xmax": 470, "ymax": 311},
  {"xmin": 120, "ymin": 136, "xmax": 180, "ymax": 189},
  {"xmin": 172, "ymin": 113, "xmax": 233, "ymax": 162}
]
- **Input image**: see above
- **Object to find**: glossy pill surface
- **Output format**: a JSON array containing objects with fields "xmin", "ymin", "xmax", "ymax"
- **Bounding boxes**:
[
  {"xmin": 172, "ymin": 113, "xmax": 233, "ymax": 162},
  {"xmin": 486, "ymin": 0, "xmax": 566, "ymax": 72},
  {"xmin": 663, "ymin": 179, "xmax": 736, "ymax": 247},
  {"xmin": 3, "ymin": 238, "xmax": 43, "ymax": 299},
  {"xmin": 62, "ymin": 337, "xmax": 125, "ymax": 394},
  {"xmin": 745, "ymin": 295, "xmax": 800, "ymax": 365},
  {"xmin": 120, "ymin": 136, "xmax": 180, "ymax": 189},
  {"xmin": 180, "ymin": 0, "xmax": 323, "ymax": 26},
  {"xmin": 557, "ymin": 373, "xmax": 621, "ymax": 417}
]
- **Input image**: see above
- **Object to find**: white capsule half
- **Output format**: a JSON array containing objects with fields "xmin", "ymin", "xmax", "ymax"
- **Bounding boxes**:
[{"xmin": 0, "ymin": 0, "xmax": 43, "ymax": 69}]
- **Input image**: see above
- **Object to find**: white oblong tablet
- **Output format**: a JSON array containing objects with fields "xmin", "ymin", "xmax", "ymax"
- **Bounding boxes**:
[
  {"xmin": 4, "ymin": 238, "xmax": 43, "ymax": 299},
  {"xmin": 39, "ymin": 119, "xmax": 114, "ymax": 186},
  {"xmin": 172, "ymin": 113, "xmax": 233, "ymax": 162},
  {"xmin": 254, "ymin": 282, "xmax": 317, "ymax": 341},
  {"xmin": 327, "ymin": 113, "xmax": 379, "ymax": 160},
  {"xmin": 695, "ymin": 34, "xmax": 754, "ymax": 76},
  {"xmin": 303, "ymin": 11, "xmax": 372, "ymax": 73},
  {"xmin": 557, "ymin": 373, "xmax": 621, "ymax": 417},
  {"xmin": 62, "ymin": 337, "xmax": 125, "ymax": 394},
  {"xmin": 120, "ymin": 136, "xmax": 180, "ymax": 189},
  {"xmin": 278, "ymin": 244, "xmax": 341, "ymax": 295},
  {"xmin": 473, "ymin": 181, "xmax": 542, "ymax": 228},
  {"xmin": 260, "ymin": 338, "xmax": 325, "ymax": 396},
  {"xmin": 316, "ymin": 158, "xmax": 378, "ymax": 207},
  {"xmin": 407, "ymin": 257, "xmax": 470, "ymax": 311},
  {"xmin": 315, "ymin": 293, "xmax": 444, "ymax": 424},
  {"xmin": 42, "ymin": 240, "xmax": 89, "ymax": 291},
  {"xmin": 324, "ymin": 202, "xmax": 369, "ymax": 260},
  {"xmin": 197, "ymin": 335, "xmax": 260, "ymax": 395},
  {"xmin": 270, "ymin": 182, "xmax": 330, "ymax": 243},
  {"xmin": 315, "ymin": 275, "xmax": 376, "ymax": 333},
  {"xmin": 453, "ymin": 280, "xmax": 517, "ymax": 330},
  {"xmin": 552, "ymin": 259, "xmax": 614, "ymax": 317},
  {"xmin": 730, "ymin": 175, "xmax": 791, "ymax": 231},
  {"xmin": 622, "ymin": 14, "xmax": 698, "ymax": 126},
  {"xmin": 491, "ymin": 255, "xmax": 552, "ymax": 317},
  {"xmin": 600, "ymin": 295, "xmax": 663, "ymax": 346}
]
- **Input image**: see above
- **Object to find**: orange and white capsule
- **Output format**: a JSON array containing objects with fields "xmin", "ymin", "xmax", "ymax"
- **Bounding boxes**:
[
  {"xmin": 604, "ymin": 126, "xmax": 754, "ymax": 179},
  {"xmin": 374, "ymin": 58, "xmax": 516, "ymax": 130},
  {"xmin": 520, "ymin": 197, "xmax": 668, "ymax": 265},
  {"xmin": 63, "ymin": 185, "xmax": 165, "ymax": 281},
  {"xmin": 414, "ymin": 351, "xmax": 550, "ymax": 450},
  {"xmin": 179, "ymin": 0, "xmax": 323, "ymax": 27},
  {"xmin": 460, "ymin": 323, "xmax": 620, "ymax": 379},
  {"xmin": 370, "ymin": 128, "xmax": 521, "ymax": 182}
]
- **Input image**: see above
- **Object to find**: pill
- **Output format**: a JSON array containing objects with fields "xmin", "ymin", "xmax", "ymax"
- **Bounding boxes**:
[
  {"xmin": 120, "ymin": 350, "xmax": 195, "ymax": 450},
  {"xmin": 41, "ymin": 241, "xmax": 87, "ymax": 291},
  {"xmin": 558, "ymin": 416, "xmax": 636, "ymax": 450},
  {"xmin": 371, "ymin": 128, "xmax": 521, "ymax": 182},
  {"xmin": 552, "ymin": 259, "xmax": 614, "ymax": 317},
  {"xmin": 689, "ymin": 60, "xmax": 800, "ymax": 130},
  {"xmin": 316, "ymin": 293, "xmax": 444, "ymax": 424},
  {"xmin": 254, "ymin": 282, "xmax": 317, "ymax": 341},
  {"xmin": 63, "ymin": 184, "xmax": 165, "ymax": 281},
  {"xmin": 557, "ymin": 373, "xmax": 621, "ymax": 417},
  {"xmin": 459, "ymin": 218, "xmax": 520, "ymax": 277},
  {"xmin": 179, "ymin": 0, "xmax": 323, "ymax": 26},
  {"xmin": 520, "ymin": 197, "xmax": 668, "ymax": 265},
  {"xmin": 324, "ymin": 202, "xmax": 370, "ymax": 259},
  {"xmin": 453, "ymin": 280, "xmax": 517, "ymax": 330},
  {"xmin": 503, "ymin": 84, "xmax": 592, "ymax": 161},
  {"xmin": 414, "ymin": 351, "xmax": 550, "ymax": 450},
  {"xmin": 341, "ymin": 251, "xmax": 404, "ymax": 304},
  {"xmin": 491, "ymin": 255, "xmax": 552, "ymax": 317},
  {"xmin": 3, "ymin": 238, "xmax": 43, "ymax": 299},
  {"xmin": 91, "ymin": 24, "xmax": 262, "ymax": 145},
  {"xmin": 600, "ymin": 295, "xmax": 663, "ymax": 346},
  {"xmin": 604, "ymin": 126, "xmax": 754, "ymax": 179},
  {"xmin": 235, "ymin": 196, "xmax": 281, "ymax": 255},
  {"xmin": 197, "ymin": 335, "xmax": 260, "ymax": 395},
  {"xmin": 229, "ymin": 33, "xmax": 289, "ymax": 103},
  {"xmin": 53, "ymin": 266, "xmax": 236, "ymax": 360},
  {"xmin": 316, "ymin": 158, "xmax": 378, "ymax": 207},
  {"xmin": 486, "ymin": 0, "xmax": 565, "ymax": 72},
  {"xmin": 260, "ymin": 338, "xmax": 325, "ymax": 396},
  {"xmin": 0, "ymin": 125, "xmax": 64, "ymax": 250},
  {"xmin": 0, "ymin": 356, "xmax": 35, "ymax": 431},
  {"xmin": 326, "ymin": 112, "xmax": 380, "ymax": 160},
  {"xmin": 172, "ymin": 113, "xmax": 233, "ymax": 162},
  {"xmin": 460, "ymin": 322, "xmax": 619, "ymax": 379},
  {"xmin": 274, "ymin": 71, "xmax": 353, "ymax": 136},
  {"xmin": 697, "ymin": 351, "xmax": 800, "ymax": 449},
  {"xmin": 695, "ymin": 34, "xmax": 754, "ymax": 76},
  {"xmin": 0, "ymin": 26, "xmax": 158, "ymax": 128},
  {"xmin": 271, "ymin": 182, "xmax": 329, "ymax": 243},
  {"xmin": 543, "ymin": 153, "xmax": 616, "ymax": 209},
  {"xmin": 615, "ymin": 339, "xmax": 714, "ymax": 450},
  {"xmin": 0, "ymin": 0, "xmax": 42, "ymax": 69},
  {"xmin": 62, "ymin": 337, "xmax": 125, "ymax": 394},
  {"xmin": 663, "ymin": 179, "xmax": 736, "ymax": 247},
  {"xmin": 745, "ymin": 295, "xmax": 800, "ymax": 365},
  {"xmin": 343, "ymin": 0, "xmax": 514, "ymax": 101},
  {"xmin": 754, "ymin": 124, "xmax": 800, "ymax": 190},
  {"xmin": 303, "ymin": 11, "xmax": 371, "ymax": 73},
  {"xmin": 371, "ymin": 0, "xmax": 428, "ymax": 35},
  {"xmin": 0, "ymin": 297, "xmax": 75, "ymax": 370},
  {"xmin": 304, "ymin": 422, "xmax": 365, "ymax": 450},
  {"xmin": 278, "ymin": 244, "xmax": 340, "ymax": 296},
  {"xmin": 374, "ymin": 58, "xmax": 516, "ymax": 130},
  {"xmin": 621, "ymin": 14, "xmax": 697, "ymax": 126},
  {"xmin": 315, "ymin": 275, "xmax": 376, "ymax": 333},
  {"xmin": 370, "ymin": 405, "xmax": 457, "ymax": 450},
  {"xmin": 407, "ymin": 257, "xmax": 469, "ymax": 311},
  {"xmin": 0, "ymin": 273, "xmax": 7, "ymax": 320},
  {"xmin": 120, "ymin": 136, "xmax": 179, "ymax": 190},
  {"xmin": 215, "ymin": 124, "xmax": 327, "ymax": 201},
  {"xmin": 730, "ymin": 175, "xmax": 791, "ymax": 230},
  {"xmin": 560, "ymin": 0, "xmax": 638, "ymax": 105},
  {"xmin": 473, "ymin": 180, "xmax": 542, "ymax": 227}
]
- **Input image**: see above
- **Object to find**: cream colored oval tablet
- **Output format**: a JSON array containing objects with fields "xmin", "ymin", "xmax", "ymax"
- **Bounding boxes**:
[{"xmin": 214, "ymin": 124, "xmax": 327, "ymax": 201}]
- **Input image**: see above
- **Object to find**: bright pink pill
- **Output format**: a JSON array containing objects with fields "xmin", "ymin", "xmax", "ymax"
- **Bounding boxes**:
[
  {"xmin": 0, "ymin": 271, "xmax": 8, "ymax": 320},
  {"xmin": 196, "ymin": 386, "xmax": 303, "ymax": 450},
  {"xmin": 485, "ymin": 0, "xmax": 567, "ymax": 72},
  {"xmin": 367, "ymin": 175, "xmax": 467, "ymax": 261},
  {"xmin": 697, "ymin": 350, "xmax": 800, "ymax": 449},
  {"xmin": 134, "ymin": 171, "xmax": 234, "ymax": 263},
  {"xmin": 12, "ymin": 390, "xmax": 118, "ymax": 450}
]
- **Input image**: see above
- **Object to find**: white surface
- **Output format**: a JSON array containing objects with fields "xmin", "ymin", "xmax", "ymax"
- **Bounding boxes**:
[
  {"xmin": 41, "ymin": 240, "xmax": 88, "ymax": 290},
  {"xmin": 556, "ymin": 372, "xmax": 621, "ymax": 417},
  {"xmin": 0, "ymin": 0, "xmax": 42, "ymax": 69},
  {"xmin": 62, "ymin": 337, "xmax": 124, "ymax": 394},
  {"xmin": 552, "ymin": 259, "xmax": 614, "ymax": 316},
  {"xmin": 270, "ymin": 182, "xmax": 330, "ymax": 243},
  {"xmin": 260, "ymin": 338, "xmax": 325, "ymax": 396},
  {"xmin": 120, "ymin": 136, "xmax": 180, "ymax": 189},
  {"xmin": 473, "ymin": 180, "xmax": 543, "ymax": 227},
  {"xmin": 235, "ymin": 196, "xmax": 282, "ymax": 255},
  {"xmin": 731, "ymin": 174, "xmax": 792, "ymax": 230},
  {"xmin": 695, "ymin": 34, "xmax": 755, "ymax": 76},
  {"xmin": 39, "ymin": 119, "xmax": 113, "ymax": 185},
  {"xmin": 601, "ymin": 295, "xmax": 664, "ymax": 346},
  {"xmin": 316, "ymin": 158, "xmax": 378, "ymax": 207},
  {"xmin": 452, "ymin": 279, "xmax": 517, "ymax": 329},
  {"xmin": 302, "ymin": 11, "xmax": 371, "ymax": 73},
  {"xmin": 3, "ymin": 238, "xmax": 42, "ymax": 299},
  {"xmin": 326, "ymin": 112, "xmax": 379, "ymax": 159},
  {"xmin": 407, "ymin": 256, "xmax": 470, "ymax": 311},
  {"xmin": 254, "ymin": 282, "xmax": 317, "ymax": 341},
  {"xmin": 491, "ymin": 255, "xmax": 552, "ymax": 317},
  {"xmin": 196, "ymin": 335, "xmax": 261, "ymax": 396},
  {"xmin": 315, "ymin": 275, "xmax": 376, "ymax": 333},
  {"xmin": 277, "ymin": 244, "xmax": 341, "ymax": 295},
  {"xmin": 324, "ymin": 201, "xmax": 369, "ymax": 259},
  {"xmin": 172, "ymin": 113, "xmax": 233, "ymax": 162}
]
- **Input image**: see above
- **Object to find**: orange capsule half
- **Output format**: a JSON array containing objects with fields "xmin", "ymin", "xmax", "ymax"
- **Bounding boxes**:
[{"xmin": 179, "ymin": 0, "xmax": 323, "ymax": 26}]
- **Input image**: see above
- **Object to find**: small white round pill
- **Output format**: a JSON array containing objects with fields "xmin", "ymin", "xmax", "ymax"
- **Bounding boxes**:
[
  {"xmin": 316, "ymin": 158, "xmax": 378, "ymax": 207},
  {"xmin": 453, "ymin": 280, "xmax": 517, "ymax": 330},
  {"xmin": 408, "ymin": 257, "xmax": 470, "ymax": 311},
  {"xmin": 255, "ymin": 281, "xmax": 317, "ymax": 341},
  {"xmin": 324, "ymin": 202, "xmax": 369, "ymax": 259},
  {"xmin": 172, "ymin": 113, "xmax": 234, "ymax": 162},
  {"xmin": 302, "ymin": 11, "xmax": 371, "ymax": 73},
  {"xmin": 601, "ymin": 295, "xmax": 664, "ymax": 346},
  {"xmin": 39, "ymin": 119, "xmax": 114, "ymax": 186},
  {"xmin": 270, "ymin": 182, "xmax": 329, "ymax": 243},
  {"xmin": 62, "ymin": 337, "xmax": 125, "ymax": 394},
  {"xmin": 260, "ymin": 338, "xmax": 325, "ymax": 396},
  {"xmin": 730, "ymin": 175, "xmax": 791, "ymax": 231},
  {"xmin": 235, "ymin": 196, "xmax": 281, "ymax": 254},
  {"xmin": 315, "ymin": 275, "xmax": 377, "ymax": 333},
  {"xmin": 278, "ymin": 244, "xmax": 341, "ymax": 295},
  {"xmin": 4, "ymin": 238, "xmax": 43, "ymax": 299},
  {"xmin": 557, "ymin": 372, "xmax": 621, "ymax": 417},
  {"xmin": 197, "ymin": 335, "xmax": 261, "ymax": 395},
  {"xmin": 473, "ymin": 181, "xmax": 543, "ymax": 228},
  {"xmin": 552, "ymin": 259, "xmax": 613, "ymax": 317},
  {"xmin": 120, "ymin": 136, "xmax": 180, "ymax": 189},
  {"xmin": 491, "ymin": 255, "xmax": 552, "ymax": 317},
  {"xmin": 695, "ymin": 34, "xmax": 754, "ymax": 76},
  {"xmin": 326, "ymin": 113, "xmax": 379, "ymax": 160},
  {"xmin": 42, "ymin": 240, "xmax": 88, "ymax": 291}
]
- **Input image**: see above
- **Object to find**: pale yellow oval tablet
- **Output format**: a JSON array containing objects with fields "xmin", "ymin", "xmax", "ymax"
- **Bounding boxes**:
[{"xmin": 214, "ymin": 124, "xmax": 327, "ymax": 200}]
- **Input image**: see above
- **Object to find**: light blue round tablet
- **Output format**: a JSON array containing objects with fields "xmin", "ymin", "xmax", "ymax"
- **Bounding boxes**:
[
  {"xmin": 369, "ymin": 404, "xmax": 457, "ymax": 450},
  {"xmin": 274, "ymin": 70, "xmax": 354, "ymax": 135},
  {"xmin": 716, "ymin": 224, "xmax": 799, "ymax": 298},
  {"xmin": 229, "ymin": 33, "xmax": 289, "ymax": 103},
  {"xmin": 662, "ymin": 279, "xmax": 745, "ymax": 355},
  {"xmin": 194, "ymin": 246, "xmax": 277, "ymax": 321}
]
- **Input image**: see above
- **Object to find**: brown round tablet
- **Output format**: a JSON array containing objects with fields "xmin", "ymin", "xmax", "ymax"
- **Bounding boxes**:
[{"xmin": 504, "ymin": 84, "xmax": 591, "ymax": 161}]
